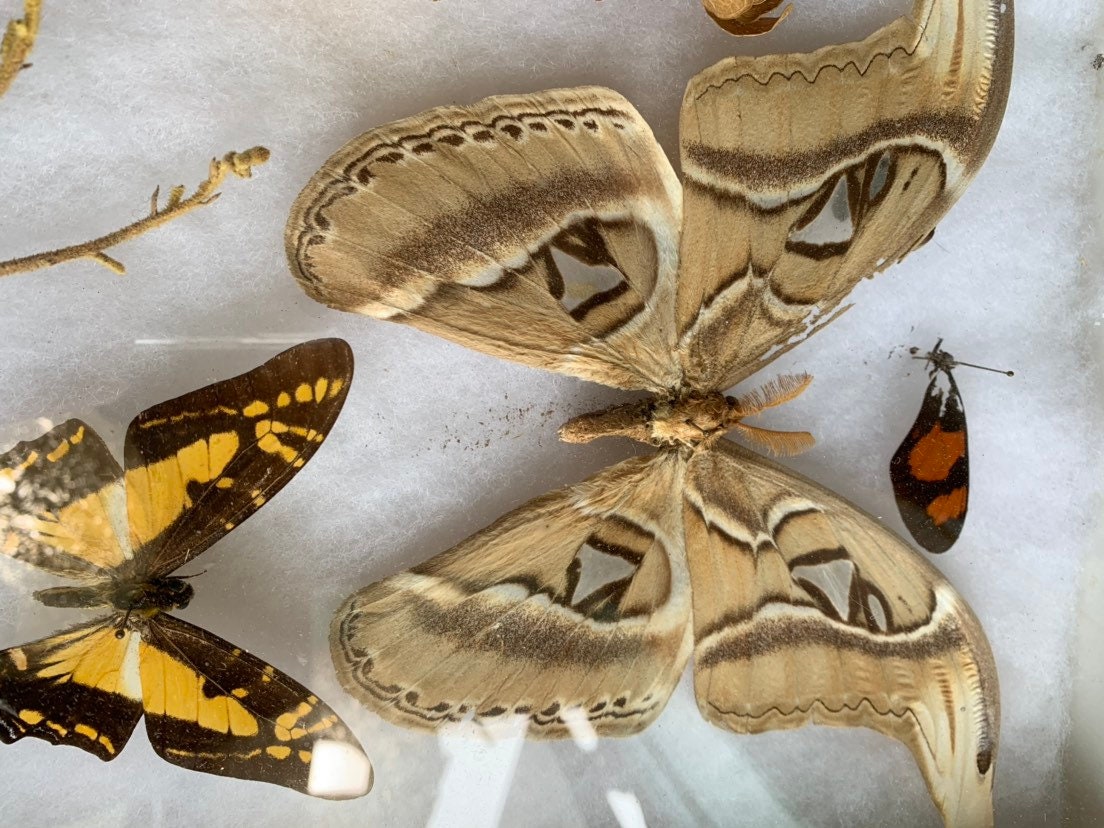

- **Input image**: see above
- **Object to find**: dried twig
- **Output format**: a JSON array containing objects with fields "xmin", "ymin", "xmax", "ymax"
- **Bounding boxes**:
[
  {"xmin": 0, "ymin": 147, "xmax": 271, "ymax": 279},
  {"xmin": 0, "ymin": 0, "xmax": 40, "ymax": 98}
]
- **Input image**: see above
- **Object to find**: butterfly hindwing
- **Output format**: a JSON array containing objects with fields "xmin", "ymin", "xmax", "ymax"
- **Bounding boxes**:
[
  {"xmin": 331, "ymin": 453, "xmax": 692, "ymax": 736},
  {"xmin": 0, "ymin": 619, "xmax": 143, "ymax": 760},
  {"xmin": 286, "ymin": 88, "xmax": 684, "ymax": 392},
  {"xmin": 0, "ymin": 419, "xmax": 129, "ymax": 578},
  {"xmin": 123, "ymin": 338, "xmax": 353, "ymax": 576},
  {"xmin": 675, "ymin": 0, "xmax": 1015, "ymax": 391},
  {"xmin": 685, "ymin": 440, "xmax": 997, "ymax": 826},
  {"xmin": 139, "ymin": 613, "xmax": 371, "ymax": 799},
  {"xmin": 891, "ymin": 366, "xmax": 969, "ymax": 553}
]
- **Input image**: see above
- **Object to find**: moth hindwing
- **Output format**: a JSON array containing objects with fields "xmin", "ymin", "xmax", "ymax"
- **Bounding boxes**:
[
  {"xmin": 291, "ymin": 1, "xmax": 1014, "ymax": 825},
  {"xmin": 0, "ymin": 338, "xmax": 373, "ymax": 799},
  {"xmin": 890, "ymin": 340, "xmax": 1012, "ymax": 554}
]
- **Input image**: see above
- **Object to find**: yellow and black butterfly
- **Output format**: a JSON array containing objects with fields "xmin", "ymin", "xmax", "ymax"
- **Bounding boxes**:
[{"xmin": 0, "ymin": 338, "xmax": 372, "ymax": 799}]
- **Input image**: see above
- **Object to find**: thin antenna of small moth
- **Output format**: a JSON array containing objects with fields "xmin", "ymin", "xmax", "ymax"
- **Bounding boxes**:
[
  {"xmin": 733, "ymin": 423, "xmax": 815, "ymax": 457},
  {"xmin": 947, "ymin": 360, "xmax": 1014, "ymax": 377},
  {"xmin": 909, "ymin": 341, "xmax": 1014, "ymax": 377},
  {"xmin": 732, "ymin": 373, "xmax": 813, "ymax": 417}
]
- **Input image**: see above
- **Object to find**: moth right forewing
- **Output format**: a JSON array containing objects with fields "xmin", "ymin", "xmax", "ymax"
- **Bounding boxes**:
[
  {"xmin": 330, "ymin": 452, "xmax": 693, "ymax": 737},
  {"xmin": 287, "ymin": 87, "xmax": 684, "ymax": 392},
  {"xmin": 676, "ymin": 0, "xmax": 1014, "ymax": 391}
]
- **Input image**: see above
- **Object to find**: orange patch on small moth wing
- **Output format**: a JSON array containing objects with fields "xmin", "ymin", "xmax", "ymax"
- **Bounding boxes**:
[
  {"xmin": 927, "ymin": 487, "xmax": 967, "ymax": 526},
  {"xmin": 908, "ymin": 424, "xmax": 966, "ymax": 481}
]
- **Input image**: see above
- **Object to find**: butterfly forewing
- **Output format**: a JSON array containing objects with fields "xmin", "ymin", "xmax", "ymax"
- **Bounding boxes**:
[
  {"xmin": 286, "ymin": 88, "xmax": 684, "ymax": 392},
  {"xmin": 675, "ymin": 0, "xmax": 1014, "ymax": 391},
  {"xmin": 0, "ymin": 620, "xmax": 143, "ymax": 760},
  {"xmin": 891, "ymin": 367, "xmax": 969, "ymax": 553},
  {"xmin": 0, "ymin": 419, "xmax": 128, "ymax": 579},
  {"xmin": 331, "ymin": 452, "xmax": 692, "ymax": 736},
  {"xmin": 685, "ymin": 440, "xmax": 997, "ymax": 826},
  {"xmin": 123, "ymin": 338, "xmax": 353, "ymax": 577},
  {"xmin": 140, "ymin": 613, "xmax": 371, "ymax": 799}
]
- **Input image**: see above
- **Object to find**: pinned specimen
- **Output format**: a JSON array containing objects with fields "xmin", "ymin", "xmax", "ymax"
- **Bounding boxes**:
[
  {"xmin": 702, "ymin": 0, "xmax": 791, "ymax": 36},
  {"xmin": 890, "ymin": 340, "xmax": 1013, "ymax": 554},
  {"xmin": 287, "ymin": 0, "xmax": 1014, "ymax": 823},
  {"xmin": 0, "ymin": 339, "xmax": 372, "ymax": 799}
]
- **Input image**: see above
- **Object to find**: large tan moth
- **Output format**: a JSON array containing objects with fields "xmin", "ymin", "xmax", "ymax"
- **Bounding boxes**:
[{"xmin": 285, "ymin": 0, "xmax": 1013, "ymax": 824}]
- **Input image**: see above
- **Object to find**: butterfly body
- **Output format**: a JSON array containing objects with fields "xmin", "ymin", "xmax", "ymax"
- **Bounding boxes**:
[
  {"xmin": 33, "ymin": 576, "xmax": 194, "ymax": 613},
  {"xmin": 289, "ymin": 0, "xmax": 1013, "ymax": 822},
  {"xmin": 0, "ymin": 340, "xmax": 373, "ymax": 799}
]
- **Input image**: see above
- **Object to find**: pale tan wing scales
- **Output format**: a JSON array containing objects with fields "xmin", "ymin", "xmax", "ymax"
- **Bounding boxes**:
[
  {"xmin": 287, "ymin": 88, "xmax": 683, "ymax": 391},
  {"xmin": 331, "ymin": 452, "xmax": 692, "ymax": 736},
  {"xmin": 677, "ymin": 0, "xmax": 1014, "ymax": 390},
  {"xmin": 685, "ymin": 439, "xmax": 998, "ymax": 827}
]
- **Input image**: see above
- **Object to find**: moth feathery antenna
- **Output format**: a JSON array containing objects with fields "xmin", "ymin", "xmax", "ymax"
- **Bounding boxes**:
[
  {"xmin": 734, "ymin": 423, "xmax": 815, "ymax": 457},
  {"xmin": 731, "ymin": 372, "xmax": 813, "ymax": 418}
]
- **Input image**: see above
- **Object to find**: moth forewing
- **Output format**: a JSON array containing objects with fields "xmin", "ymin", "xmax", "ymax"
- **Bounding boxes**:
[{"xmin": 674, "ymin": 0, "xmax": 1015, "ymax": 392}]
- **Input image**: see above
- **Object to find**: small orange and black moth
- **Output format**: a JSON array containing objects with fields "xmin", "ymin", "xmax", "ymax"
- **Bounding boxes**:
[
  {"xmin": 0, "ymin": 339, "xmax": 372, "ymax": 799},
  {"xmin": 890, "ymin": 339, "xmax": 1011, "ymax": 554}
]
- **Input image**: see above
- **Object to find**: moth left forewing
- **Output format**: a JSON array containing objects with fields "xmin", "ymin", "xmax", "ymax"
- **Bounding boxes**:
[
  {"xmin": 0, "ymin": 619, "xmax": 143, "ymax": 760},
  {"xmin": 331, "ymin": 452, "xmax": 692, "ymax": 738},
  {"xmin": 122, "ymin": 339, "xmax": 353, "ymax": 576},
  {"xmin": 287, "ymin": 87, "xmax": 683, "ymax": 392},
  {"xmin": 685, "ymin": 440, "xmax": 997, "ymax": 827},
  {"xmin": 139, "ymin": 613, "xmax": 371, "ymax": 799},
  {"xmin": 676, "ymin": 0, "xmax": 1014, "ymax": 391}
]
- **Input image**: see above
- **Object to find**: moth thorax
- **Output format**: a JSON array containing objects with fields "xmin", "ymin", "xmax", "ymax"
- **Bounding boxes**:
[
  {"xmin": 558, "ymin": 392, "xmax": 733, "ymax": 448},
  {"xmin": 558, "ymin": 373, "xmax": 816, "ymax": 455}
]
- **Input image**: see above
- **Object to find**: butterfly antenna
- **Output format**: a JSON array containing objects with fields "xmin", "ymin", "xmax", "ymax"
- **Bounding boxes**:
[{"xmin": 176, "ymin": 569, "xmax": 208, "ymax": 579}]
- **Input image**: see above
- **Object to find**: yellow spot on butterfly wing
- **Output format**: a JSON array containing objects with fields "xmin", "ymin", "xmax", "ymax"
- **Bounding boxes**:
[
  {"xmin": 267, "ymin": 745, "xmax": 292, "ymax": 760},
  {"xmin": 276, "ymin": 392, "xmax": 291, "ymax": 408},
  {"xmin": 294, "ymin": 384, "xmax": 312, "ymax": 403},
  {"xmin": 46, "ymin": 441, "xmax": 70, "ymax": 463},
  {"xmin": 313, "ymin": 379, "xmax": 328, "ymax": 402},
  {"xmin": 19, "ymin": 709, "xmax": 44, "ymax": 725},
  {"xmin": 74, "ymin": 723, "xmax": 97, "ymax": 741},
  {"xmin": 125, "ymin": 432, "xmax": 240, "ymax": 547},
  {"xmin": 138, "ymin": 642, "xmax": 259, "ymax": 737},
  {"xmin": 242, "ymin": 401, "xmax": 269, "ymax": 417}
]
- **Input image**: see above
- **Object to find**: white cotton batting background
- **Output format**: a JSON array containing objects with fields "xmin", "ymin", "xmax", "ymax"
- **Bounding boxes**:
[{"xmin": 0, "ymin": 1, "xmax": 1101, "ymax": 825}]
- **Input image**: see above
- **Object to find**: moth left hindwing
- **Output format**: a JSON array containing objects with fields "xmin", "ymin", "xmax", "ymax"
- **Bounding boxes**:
[
  {"xmin": 890, "ymin": 345, "xmax": 970, "ymax": 554},
  {"xmin": 0, "ymin": 339, "xmax": 372, "ymax": 799}
]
